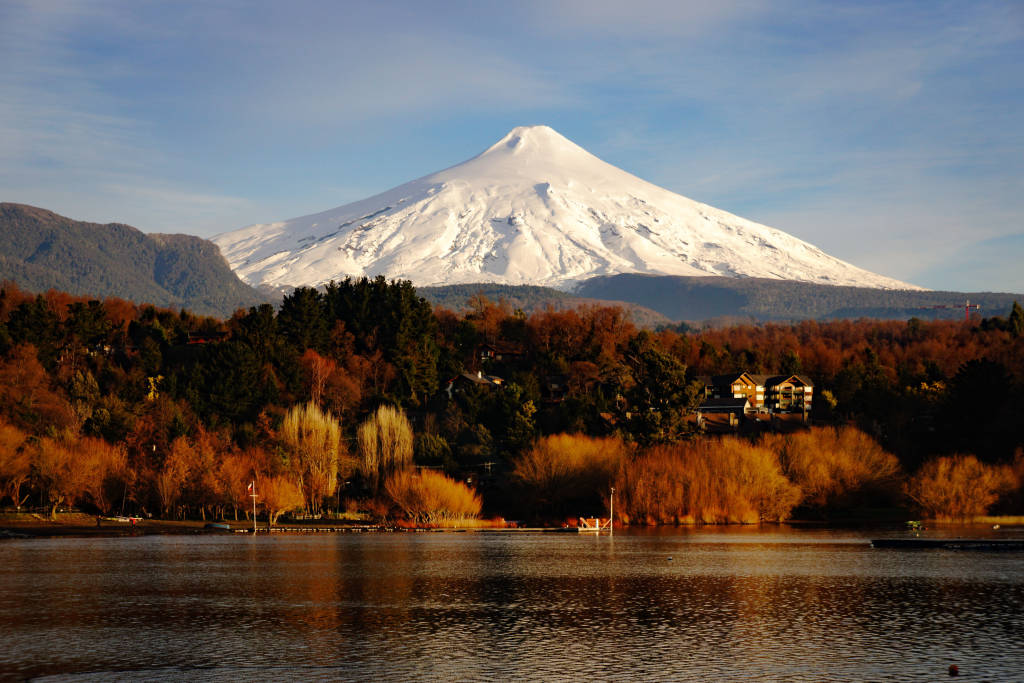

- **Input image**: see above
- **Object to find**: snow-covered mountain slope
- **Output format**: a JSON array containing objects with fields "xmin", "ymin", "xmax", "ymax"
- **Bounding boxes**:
[{"xmin": 213, "ymin": 126, "xmax": 921, "ymax": 291}]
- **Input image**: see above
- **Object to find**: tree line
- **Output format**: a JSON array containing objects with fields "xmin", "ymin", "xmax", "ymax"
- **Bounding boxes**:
[{"xmin": 0, "ymin": 279, "xmax": 1022, "ymax": 523}]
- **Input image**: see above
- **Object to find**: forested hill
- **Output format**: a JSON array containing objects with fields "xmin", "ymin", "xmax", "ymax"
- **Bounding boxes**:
[
  {"xmin": 574, "ymin": 274, "xmax": 1024, "ymax": 323},
  {"xmin": 0, "ymin": 203, "xmax": 265, "ymax": 318},
  {"xmin": 417, "ymin": 283, "xmax": 673, "ymax": 328}
]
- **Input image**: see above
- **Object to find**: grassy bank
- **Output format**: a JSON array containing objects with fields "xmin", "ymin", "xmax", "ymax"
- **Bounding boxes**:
[{"xmin": 0, "ymin": 512, "xmax": 216, "ymax": 537}]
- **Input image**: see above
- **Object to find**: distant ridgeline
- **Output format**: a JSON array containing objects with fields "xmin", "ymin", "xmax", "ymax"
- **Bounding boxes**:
[
  {"xmin": 0, "ymin": 203, "xmax": 266, "ymax": 318},
  {"xmin": 416, "ymin": 283, "xmax": 674, "ymax": 328},
  {"xmin": 573, "ymin": 274, "xmax": 1024, "ymax": 324}
]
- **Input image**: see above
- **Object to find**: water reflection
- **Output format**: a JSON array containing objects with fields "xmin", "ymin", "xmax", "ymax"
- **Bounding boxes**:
[{"xmin": 1, "ymin": 529, "xmax": 1022, "ymax": 681}]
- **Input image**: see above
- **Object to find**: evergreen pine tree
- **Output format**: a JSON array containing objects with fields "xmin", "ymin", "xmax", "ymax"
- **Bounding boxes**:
[{"xmin": 1009, "ymin": 301, "xmax": 1024, "ymax": 338}]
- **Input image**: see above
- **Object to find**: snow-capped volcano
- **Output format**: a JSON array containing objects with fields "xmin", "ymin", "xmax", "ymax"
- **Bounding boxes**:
[{"xmin": 214, "ymin": 126, "xmax": 919, "ymax": 291}]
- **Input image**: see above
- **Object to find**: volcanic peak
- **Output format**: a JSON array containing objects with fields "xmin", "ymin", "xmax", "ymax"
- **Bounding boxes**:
[{"xmin": 213, "ymin": 126, "xmax": 921, "ymax": 292}]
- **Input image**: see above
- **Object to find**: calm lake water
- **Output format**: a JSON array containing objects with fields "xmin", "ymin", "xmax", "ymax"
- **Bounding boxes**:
[{"xmin": 1, "ymin": 527, "xmax": 1022, "ymax": 681}]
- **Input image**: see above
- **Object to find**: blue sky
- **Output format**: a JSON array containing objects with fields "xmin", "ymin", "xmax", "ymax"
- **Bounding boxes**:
[{"xmin": 2, "ymin": 0, "xmax": 1022, "ymax": 292}]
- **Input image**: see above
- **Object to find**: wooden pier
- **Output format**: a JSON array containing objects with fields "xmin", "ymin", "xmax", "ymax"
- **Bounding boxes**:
[
  {"xmin": 871, "ymin": 538, "xmax": 1024, "ymax": 550},
  {"xmin": 577, "ymin": 517, "xmax": 612, "ymax": 533}
]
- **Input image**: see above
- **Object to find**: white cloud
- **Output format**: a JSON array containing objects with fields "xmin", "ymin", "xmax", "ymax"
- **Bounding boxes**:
[
  {"xmin": 529, "ymin": 0, "xmax": 773, "ymax": 38},
  {"xmin": 2, "ymin": 1, "xmax": 1021, "ymax": 291}
]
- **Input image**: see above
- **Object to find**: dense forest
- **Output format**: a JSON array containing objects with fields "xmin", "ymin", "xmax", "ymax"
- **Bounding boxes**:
[
  {"xmin": 417, "ymin": 283, "xmax": 673, "ymax": 328},
  {"xmin": 0, "ymin": 277, "xmax": 1022, "ymax": 525},
  {"xmin": 0, "ymin": 203, "xmax": 264, "ymax": 317},
  {"xmin": 576, "ymin": 273, "xmax": 1024, "ymax": 322}
]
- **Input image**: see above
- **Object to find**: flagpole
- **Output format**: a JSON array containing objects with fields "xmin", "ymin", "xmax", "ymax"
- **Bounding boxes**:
[
  {"xmin": 610, "ymin": 486, "xmax": 614, "ymax": 536},
  {"xmin": 250, "ymin": 480, "xmax": 257, "ymax": 534}
]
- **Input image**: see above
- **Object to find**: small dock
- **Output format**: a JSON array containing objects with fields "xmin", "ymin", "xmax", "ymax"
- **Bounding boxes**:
[
  {"xmin": 871, "ymin": 538, "xmax": 1024, "ymax": 550},
  {"xmin": 577, "ymin": 517, "xmax": 612, "ymax": 534}
]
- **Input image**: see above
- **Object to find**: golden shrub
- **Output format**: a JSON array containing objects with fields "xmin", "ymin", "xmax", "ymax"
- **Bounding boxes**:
[
  {"xmin": 905, "ymin": 454, "xmax": 1015, "ymax": 520},
  {"xmin": 616, "ymin": 438, "xmax": 801, "ymax": 524},
  {"xmin": 761, "ymin": 426, "xmax": 902, "ymax": 509},
  {"xmin": 512, "ymin": 433, "xmax": 628, "ymax": 515},
  {"xmin": 385, "ymin": 469, "xmax": 482, "ymax": 525}
]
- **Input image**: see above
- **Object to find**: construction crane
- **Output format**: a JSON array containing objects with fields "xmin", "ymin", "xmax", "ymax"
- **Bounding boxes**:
[{"xmin": 919, "ymin": 299, "xmax": 981, "ymax": 322}]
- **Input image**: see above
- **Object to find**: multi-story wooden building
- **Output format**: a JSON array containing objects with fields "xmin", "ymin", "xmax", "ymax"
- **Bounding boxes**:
[{"xmin": 698, "ymin": 372, "xmax": 813, "ymax": 414}]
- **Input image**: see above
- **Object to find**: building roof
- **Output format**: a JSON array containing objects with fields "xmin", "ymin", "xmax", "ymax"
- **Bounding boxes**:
[
  {"xmin": 478, "ymin": 341, "xmax": 526, "ymax": 355},
  {"xmin": 449, "ymin": 371, "xmax": 503, "ymax": 387},
  {"xmin": 697, "ymin": 397, "xmax": 751, "ymax": 411},
  {"xmin": 702, "ymin": 372, "xmax": 813, "ymax": 388},
  {"xmin": 762, "ymin": 374, "xmax": 814, "ymax": 388}
]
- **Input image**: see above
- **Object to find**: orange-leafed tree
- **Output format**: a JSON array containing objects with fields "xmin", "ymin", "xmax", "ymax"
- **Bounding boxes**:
[
  {"xmin": 32, "ymin": 435, "xmax": 91, "ymax": 519},
  {"xmin": 0, "ymin": 344, "xmax": 77, "ymax": 432},
  {"xmin": 300, "ymin": 348, "xmax": 362, "ymax": 420},
  {"xmin": 261, "ymin": 475, "xmax": 304, "ymax": 526},
  {"xmin": 75, "ymin": 436, "xmax": 129, "ymax": 515},
  {"xmin": 301, "ymin": 349, "xmax": 335, "ymax": 407},
  {"xmin": 0, "ymin": 419, "xmax": 31, "ymax": 507},
  {"xmin": 217, "ymin": 451, "xmax": 258, "ymax": 521},
  {"xmin": 154, "ymin": 437, "xmax": 192, "ymax": 518},
  {"xmin": 181, "ymin": 428, "xmax": 221, "ymax": 521}
]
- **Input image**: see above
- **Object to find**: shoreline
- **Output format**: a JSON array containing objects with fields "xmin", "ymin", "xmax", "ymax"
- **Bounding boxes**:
[
  {"xmin": 4, "ymin": 512, "xmax": 1023, "ymax": 539},
  {"xmin": 0, "ymin": 513, "xmax": 222, "ymax": 538}
]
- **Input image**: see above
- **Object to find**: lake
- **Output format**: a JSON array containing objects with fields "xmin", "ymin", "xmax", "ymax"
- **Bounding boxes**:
[{"xmin": 1, "ymin": 527, "xmax": 1022, "ymax": 681}]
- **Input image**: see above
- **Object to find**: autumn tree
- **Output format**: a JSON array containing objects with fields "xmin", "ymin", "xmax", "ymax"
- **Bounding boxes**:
[
  {"xmin": 0, "ymin": 344, "xmax": 77, "ymax": 432},
  {"xmin": 260, "ymin": 474, "xmax": 305, "ymax": 526},
  {"xmin": 154, "ymin": 437, "xmax": 192, "ymax": 518},
  {"xmin": 217, "ymin": 451, "xmax": 258, "ymax": 520},
  {"xmin": 181, "ymin": 429, "xmax": 221, "ymax": 520},
  {"xmin": 32, "ymin": 436, "xmax": 91, "ymax": 519},
  {"xmin": 281, "ymin": 402, "xmax": 351, "ymax": 515},
  {"xmin": 356, "ymin": 404, "xmax": 413, "ymax": 494},
  {"xmin": 0, "ymin": 419, "xmax": 30, "ymax": 507},
  {"xmin": 75, "ymin": 436, "xmax": 129, "ymax": 515},
  {"xmin": 300, "ymin": 348, "xmax": 362, "ymax": 420}
]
